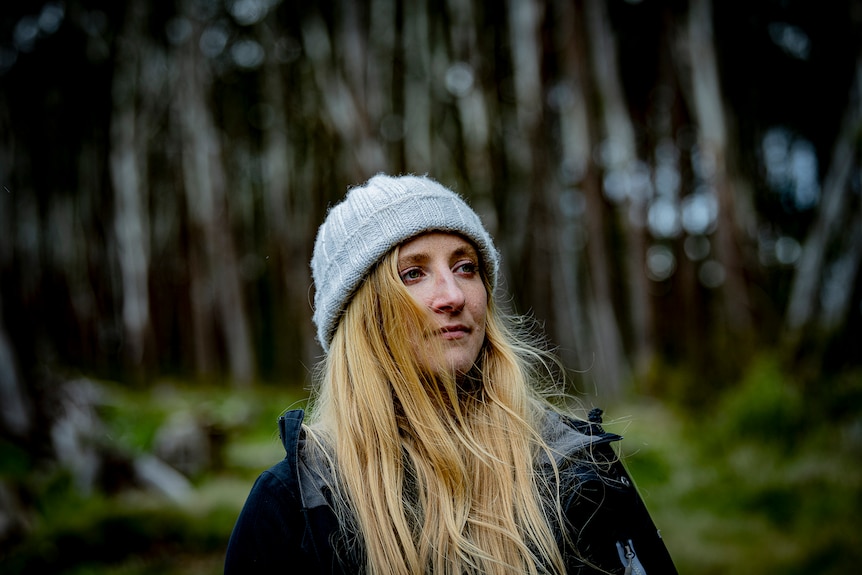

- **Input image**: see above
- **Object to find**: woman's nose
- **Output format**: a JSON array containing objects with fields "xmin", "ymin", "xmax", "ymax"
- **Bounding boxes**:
[{"xmin": 431, "ymin": 272, "xmax": 465, "ymax": 312}]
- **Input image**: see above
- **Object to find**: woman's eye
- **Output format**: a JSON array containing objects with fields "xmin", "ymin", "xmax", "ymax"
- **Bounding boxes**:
[
  {"xmin": 456, "ymin": 262, "xmax": 477, "ymax": 274},
  {"xmin": 400, "ymin": 268, "xmax": 422, "ymax": 282}
]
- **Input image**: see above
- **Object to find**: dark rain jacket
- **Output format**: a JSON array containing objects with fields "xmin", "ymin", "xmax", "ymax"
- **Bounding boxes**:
[{"xmin": 224, "ymin": 409, "xmax": 677, "ymax": 574}]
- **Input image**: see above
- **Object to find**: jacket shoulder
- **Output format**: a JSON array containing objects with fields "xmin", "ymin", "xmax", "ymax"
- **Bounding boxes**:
[
  {"xmin": 261, "ymin": 409, "xmax": 304, "ymax": 495},
  {"xmin": 551, "ymin": 409, "xmax": 678, "ymax": 574},
  {"xmin": 540, "ymin": 408, "xmax": 622, "ymax": 467}
]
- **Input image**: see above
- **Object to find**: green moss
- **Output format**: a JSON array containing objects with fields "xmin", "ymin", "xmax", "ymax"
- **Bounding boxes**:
[
  {"xmin": 0, "ymin": 439, "xmax": 31, "ymax": 478},
  {"xmin": 710, "ymin": 356, "xmax": 805, "ymax": 449},
  {"xmin": 4, "ymin": 369, "xmax": 862, "ymax": 574}
]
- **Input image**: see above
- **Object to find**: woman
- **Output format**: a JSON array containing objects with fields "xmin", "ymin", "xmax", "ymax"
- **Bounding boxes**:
[{"xmin": 224, "ymin": 174, "xmax": 676, "ymax": 574}]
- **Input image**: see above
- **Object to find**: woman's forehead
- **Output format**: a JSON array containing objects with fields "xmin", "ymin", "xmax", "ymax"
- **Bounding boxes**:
[{"xmin": 398, "ymin": 232, "xmax": 479, "ymax": 257}]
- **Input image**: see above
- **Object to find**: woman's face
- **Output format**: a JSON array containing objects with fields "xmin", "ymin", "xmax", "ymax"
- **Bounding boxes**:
[{"xmin": 397, "ymin": 232, "xmax": 488, "ymax": 376}]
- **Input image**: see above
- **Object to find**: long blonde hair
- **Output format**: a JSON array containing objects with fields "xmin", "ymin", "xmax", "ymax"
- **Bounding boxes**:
[{"xmin": 305, "ymin": 246, "xmax": 570, "ymax": 575}]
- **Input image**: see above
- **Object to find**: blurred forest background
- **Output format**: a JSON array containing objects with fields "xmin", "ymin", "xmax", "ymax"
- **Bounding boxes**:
[{"xmin": 1, "ymin": 0, "xmax": 861, "ymax": 573}]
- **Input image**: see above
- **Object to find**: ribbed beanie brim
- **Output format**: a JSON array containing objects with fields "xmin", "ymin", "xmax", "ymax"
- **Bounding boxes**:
[{"xmin": 310, "ymin": 173, "xmax": 499, "ymax": 351}]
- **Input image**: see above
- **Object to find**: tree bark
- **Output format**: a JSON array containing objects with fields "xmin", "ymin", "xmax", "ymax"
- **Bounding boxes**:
[
  {"xmin": 173, "ymin": 14, "xmax": 255, "ymax": 386},
  {"xmin": 0, "ymin": 299, "xmax": 31, "ymax": 438},
  {"xmin": 402, "ymin": 0, "xmax": 433, "ymax": 170},
  {"xmin": 682, "ymin": 0, "xmax": 752, "ymax": 333},
  {"xmin": 584, "ymin": 0, "xmax": 654, "ymax": 379},
  {"xmin": 301, "ymin": 9, "xmax": 386, "ymax": 178},
  {"xmin": 110, "ymin": 0, "xmax": 153, "ymax": 367},
  {"xmin": 785, "ymin": 56, "xmax": 862, "ymax": 335},
  {"xmin": 566, "ymin": 0, "xmax": 630, "ymax": 396}
]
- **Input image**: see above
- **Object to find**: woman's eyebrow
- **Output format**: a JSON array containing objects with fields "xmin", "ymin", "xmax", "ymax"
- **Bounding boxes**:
[
  {"xmin": 398, "ymin": 244, "xmax": 478, "ymax": 267},
  {"xmin": 452, "ymin": 246, "xmax": 478, "ymax": 259},
  {"xmin": 397, "ymin": 253, "xmax": 429, "ymax": 267}
]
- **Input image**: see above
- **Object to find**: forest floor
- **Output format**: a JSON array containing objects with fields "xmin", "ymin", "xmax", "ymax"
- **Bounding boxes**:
[{"xmin": 2, "ymin": 358, "xmax": 861, "ymax": 574}]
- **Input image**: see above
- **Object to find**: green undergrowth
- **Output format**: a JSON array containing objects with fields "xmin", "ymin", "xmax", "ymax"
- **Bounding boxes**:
[
  {"xmin": 1, "ymin": 380, "xmax": 309, "ymax": 575},
  {"xmin": 3, "ymin": 358, "xmax": 861, "ymax": 574},
  {"xmin": 609, "ymin": 357, "xmax": 862, "ymax": 574}
]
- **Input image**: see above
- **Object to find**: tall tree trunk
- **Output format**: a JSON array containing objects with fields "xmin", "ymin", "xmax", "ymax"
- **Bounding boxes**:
[
  {"xmin": 110, "ymin": 0, "xmax": 153, "ymax": 367},
  {"xmin": 301, "ymin": 9, "xmax": 386, "ymax": 178},
  {"xmin": 445, "ymin": 0, "xmax": 494, "ymax": 204},
  {"xmin": 174, "ymin": 13, "xmax": 255, "ymax": 386},
  {"xmin": 682, "ymin": 0, "xmax": 752, "ymax": 334},
  {"xmin": 566, "ymin": 0, "xmax": 630, "ymax": 397},
  {"xmin": 818, "ymin": 215, "xmax": 862, "ymax": 333},
  {"xmin": 549, "ymin": 0, "xmax": 607, "ymax": 382},
  {"xmin": 506, "ymin": 0, "xmax": 558, "ymax": 345},
  {"xmin": 258, "ymin": 18, "xmax": 319, "ymax": 372},
  {"xmin": 584, "ymin": 0, "xmax": 654, "ymax": 379},
  {"xmin": 402, "ymin": 0, "xmax": 433, "ymax": 170},
  {"xmin": 0, "ymin": 96, "xmax": 32, "ymax": 436},
  {"xmin": 0, "ymin": 298, "xmax": 31, "ymax": 438},
  {"xmin": 785, "ymin": 56, "xmax": 862, "ymax": 337}
]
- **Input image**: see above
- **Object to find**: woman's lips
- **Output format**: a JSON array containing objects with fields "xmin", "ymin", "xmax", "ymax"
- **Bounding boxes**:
[{"xmin": 439, "ymin": 325, "xmax": 470, "ymax": 339}]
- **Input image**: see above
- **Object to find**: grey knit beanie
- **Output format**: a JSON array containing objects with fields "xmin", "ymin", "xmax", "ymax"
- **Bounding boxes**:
[{"xmin": 311, "ymin": 173, "xmax": 499, "ymax": 351}]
